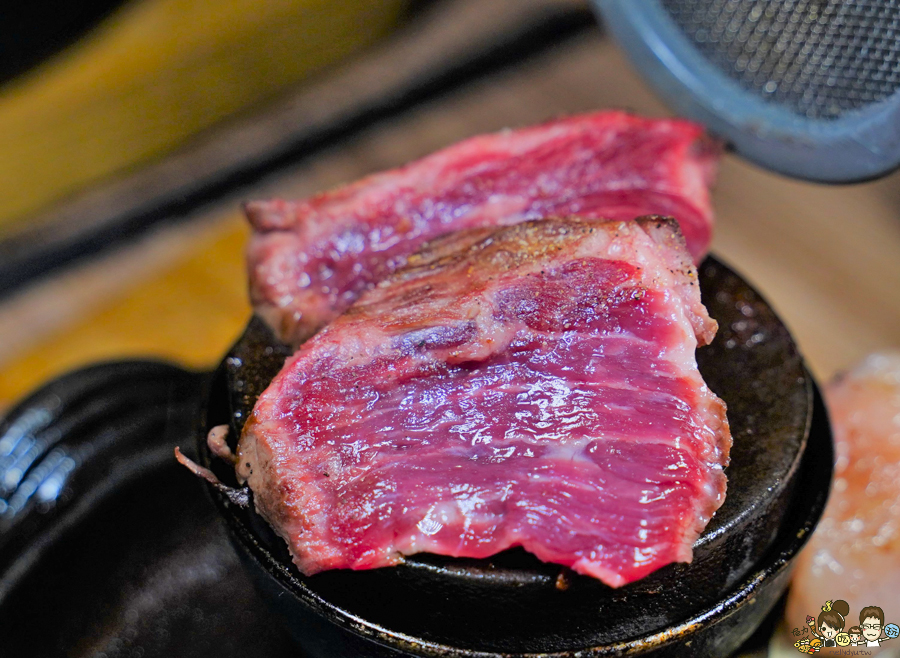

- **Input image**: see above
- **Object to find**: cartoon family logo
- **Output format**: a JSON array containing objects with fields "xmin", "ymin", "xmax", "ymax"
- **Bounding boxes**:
[{"xmin": 792, "ymin": 601, "xmax": 899, "ymax": 653}]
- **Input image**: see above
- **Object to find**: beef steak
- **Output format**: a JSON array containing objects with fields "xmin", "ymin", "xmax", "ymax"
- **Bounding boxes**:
[
  {"xmin": 247, "ymin": 111, "xmax": 718, "ymax": 345},
  {"xmin": 237, "ymin": 216, "xmax": 731, "ymax": 587}
]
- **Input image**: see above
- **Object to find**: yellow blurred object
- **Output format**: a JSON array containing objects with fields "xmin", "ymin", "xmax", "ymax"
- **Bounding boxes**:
[
  {"xmin": 0, "ymin": 0, "xmax": 406, "ymax": 234},
  {"xmin": 0, "ymin": 216, "xmax": 250, "ymax": 406}
]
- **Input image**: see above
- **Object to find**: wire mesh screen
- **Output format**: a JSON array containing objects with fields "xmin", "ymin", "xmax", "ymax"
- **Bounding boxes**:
[{"xmin": 661, "ymin": 0, "xmax": 900, "ymax": 120}]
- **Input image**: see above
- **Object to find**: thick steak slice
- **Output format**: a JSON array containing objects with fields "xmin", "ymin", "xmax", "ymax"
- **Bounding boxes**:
[
  {"xmin": 247, "ymin": 111, "xmax": 719, "ymax": 345},
  {"xmin": 238, "ymin": 217, "xmax": 731, "ymax": 588}
]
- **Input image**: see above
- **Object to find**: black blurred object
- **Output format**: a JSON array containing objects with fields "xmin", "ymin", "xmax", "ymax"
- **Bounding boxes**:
[
  {"xmin": 0, "ymin": 361, "xmax": 201, "ymax": 564},
  {"xmin": 0, "ymin": 0, "xmax": 127, "ymax": 88},
  {"xmin": 0, "ymin": 361, "xmax": 302, "ymax": 656}
]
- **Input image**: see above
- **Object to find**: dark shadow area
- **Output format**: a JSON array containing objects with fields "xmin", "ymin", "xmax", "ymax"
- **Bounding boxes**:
[{"xmin": 0, "ymin": 0, "xmax": 129, "ymax": 88}]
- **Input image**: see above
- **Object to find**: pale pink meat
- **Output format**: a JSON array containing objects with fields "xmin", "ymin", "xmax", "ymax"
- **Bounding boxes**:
[
  {"xmin": 246, "ymin": 111, "xmax": 719, "ymax": 345},
  {"xmin": 787, "ymin": 353, "xmax": 900, "ymax": 648},
  {"xmin": 238, "ymin": 217, "xmax": 731, "ymax": 587}
]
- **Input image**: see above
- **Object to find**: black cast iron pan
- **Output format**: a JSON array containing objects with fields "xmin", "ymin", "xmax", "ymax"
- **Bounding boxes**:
[{"xmin": 198, "ymin": 255, "xmax": 833, "ymax": 656}]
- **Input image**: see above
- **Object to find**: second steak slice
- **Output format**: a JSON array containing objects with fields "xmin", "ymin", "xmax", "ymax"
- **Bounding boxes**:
[
  {"xmin": 247, "ymin": 111, "xmax": 718, "ymax": 345},
  {"xmin": 238, "ymin": 217, "xmax": 731, "ymax": 588}
]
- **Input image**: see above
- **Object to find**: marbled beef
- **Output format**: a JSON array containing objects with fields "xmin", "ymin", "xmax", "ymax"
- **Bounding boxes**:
[
  {"xmin": 247, "ymin": 112, "xmax": 718, "ymax": 345},
  {"xmin": 237, "ymin": 216, "xmax": 731, "ymax": 587}
]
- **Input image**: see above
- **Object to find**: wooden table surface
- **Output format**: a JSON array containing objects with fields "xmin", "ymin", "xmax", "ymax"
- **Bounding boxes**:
[{"xmin": 1, "ymin": 3, "xmax": 899, "ymax": 411}]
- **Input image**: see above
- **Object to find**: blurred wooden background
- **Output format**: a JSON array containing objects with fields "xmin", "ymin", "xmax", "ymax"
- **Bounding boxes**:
[
  {"xmin": 0, "ymin": 0, "xmax": 406, "ymax": 233},
  {"xmin": 0, "ymin": 0, "xmax": 898, "ymax": 410}
]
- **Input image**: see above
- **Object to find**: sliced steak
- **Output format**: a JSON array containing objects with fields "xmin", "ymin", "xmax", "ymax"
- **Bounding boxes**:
[
  {"xmin": 237, "ymin": 216, "xmax": 730, "ymax": 588},
  {"xmin": 247, "ymin": 111, "xmax": 719, "ymax": 345}
]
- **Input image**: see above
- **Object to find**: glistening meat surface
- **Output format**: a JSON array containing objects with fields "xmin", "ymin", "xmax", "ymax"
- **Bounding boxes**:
[
  {"xmin": 238, "ymin": 217, "xmax": 731, "ymax": 588},
  {"xmin": 247, "ymin": 111, "xmax": 718, "ymax": 345}
]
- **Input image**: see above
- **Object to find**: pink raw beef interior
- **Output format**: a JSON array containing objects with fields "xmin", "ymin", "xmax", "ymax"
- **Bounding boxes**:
[
  {"xmin": 238, "ymin": 217, "xmax": 731, "ymax": 588},
  {"xmin": 246, "ymin": 111, "xmax": 719, "ymax": 346}
]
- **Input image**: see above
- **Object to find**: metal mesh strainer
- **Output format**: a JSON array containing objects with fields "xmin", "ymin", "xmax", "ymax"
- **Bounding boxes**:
[{"xmin": 595, "ymin": 0, "xmax": 900, "ymax": 182}]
